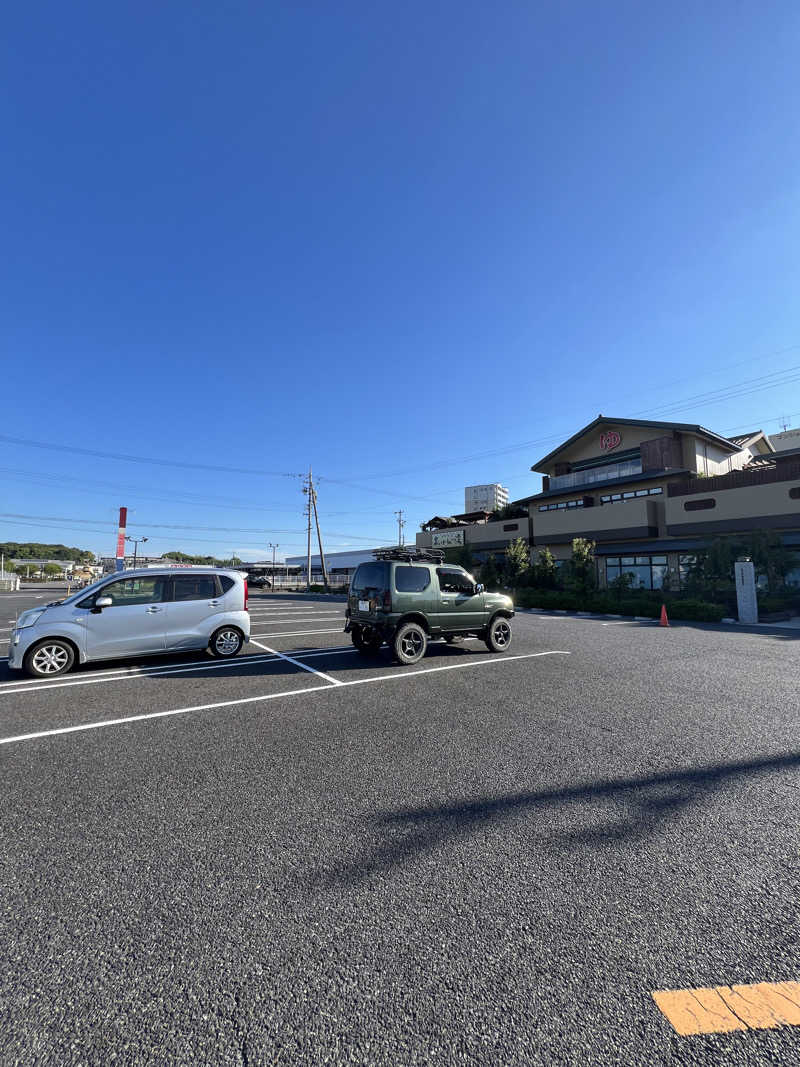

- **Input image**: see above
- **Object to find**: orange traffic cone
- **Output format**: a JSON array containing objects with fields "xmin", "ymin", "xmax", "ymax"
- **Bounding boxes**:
[{"xmin": 659, "ymin": 604, "xmax": 670, "ymax": 627}]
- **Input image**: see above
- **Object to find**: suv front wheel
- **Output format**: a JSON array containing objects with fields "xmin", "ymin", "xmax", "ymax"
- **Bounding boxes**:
[
  {"xmin": 485, "ymin": 616, "xmax": 512, "ymax": 653},
  {"xmin": 393, "ymin": 621, "xmax": 427, "ymax": 665}
]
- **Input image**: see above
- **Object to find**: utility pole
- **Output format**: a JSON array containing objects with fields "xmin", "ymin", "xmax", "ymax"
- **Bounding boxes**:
[
  {"xmin": 303, "ymin": 468, "xmax": 313, "ymax": 590},
  {"xmin": 303, "ymin": 468, "xmax": 329, "ymax": 589},
  {"xmin": 310, "ymin": 480, "xmax": 329, "ymax": 588},
  {"xmin": 394, "ymin": 509, "xmax": 405, "ymax": 547}
]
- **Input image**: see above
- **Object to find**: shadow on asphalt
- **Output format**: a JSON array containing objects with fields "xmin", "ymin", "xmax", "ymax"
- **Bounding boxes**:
[
  {"xmin": 312, "ymin": 752, "xmax": 800, "ymax": 887},
  {"xmin": 0, "ymin": 638, "xmax": 491, "ymax": 684}
]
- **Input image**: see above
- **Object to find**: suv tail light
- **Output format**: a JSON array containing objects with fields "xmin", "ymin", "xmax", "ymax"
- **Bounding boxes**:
[
  {"xmin": 244, "ymin": 580, "xmax": 249, "ymax": 611},
  {"xmin": 382, "ymin": 589, "xmax": 391, "ymax": 612}
]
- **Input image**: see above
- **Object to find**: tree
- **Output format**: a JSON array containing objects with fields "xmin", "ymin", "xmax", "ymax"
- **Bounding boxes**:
[
  {"xmin": 745, "ymin": 530, "xmax": 792, "ymax": 593},
  {"xmin": 488, "ymin": 504, "xmax": 527, "ymax": 523},
  {"xmin": 0, "ymin": 559, "xmax": 16, "ymax": 575},
  {"xmin": 568, "ymin": 538, "xmax": 596, "ymax": 594},
  {"xmin": 43, "ymin": 563, "xmax": 63, "ymax": 579},
  {"xmin": 532, "ymin": 547, "xmax": 558, "ymax": 588},
  {"xmin": 504, "ymin": 538, "xmax": 530, "ymax": 588},
  {"xmin": 480, "ymin": 553, "xmax": 501, "ymax": 590},
  {"xmin": 444, "ymin": 544, "xmax": 475, "ymax": 571}
]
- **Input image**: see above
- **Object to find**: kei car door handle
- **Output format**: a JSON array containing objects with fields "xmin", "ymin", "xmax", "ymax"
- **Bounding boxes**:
[
  {"xmin": 146, "ymin": 606, "xmax": 163, "ymax": 613},
  {"xmin": 208, "ymin": 600, "xmax": 219, "ymax": 606}
]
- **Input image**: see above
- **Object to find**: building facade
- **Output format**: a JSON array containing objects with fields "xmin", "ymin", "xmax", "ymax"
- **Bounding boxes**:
[
  {"xmin": 515, "ymin": 416, "xmax": 799, "ymax": 590},
  {"xmin": 416, "ymin": 511, "xmax": 526, "ymax": 564},
  {"xmin": 464, "ymin": 483, "xmax": 509, "ymax": 513}
]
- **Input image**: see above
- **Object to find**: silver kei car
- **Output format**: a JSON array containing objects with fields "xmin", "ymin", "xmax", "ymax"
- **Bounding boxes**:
[{"xmin": 8, "ymin": 568, "xmax": 250, "ymax": 678}]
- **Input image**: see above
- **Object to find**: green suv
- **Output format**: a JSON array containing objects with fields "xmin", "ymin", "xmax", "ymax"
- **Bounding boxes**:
[{"xmin": 344, "ymin": 548, "xmax": 515, "ymax": 664}]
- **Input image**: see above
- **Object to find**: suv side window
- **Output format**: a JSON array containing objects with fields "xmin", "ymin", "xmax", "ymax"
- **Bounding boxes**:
[
  {"xmin": 172, "ymin": 575, "xmax": 218, "ymax": 601},
  {"xmin": 93, "ymin": 576, "xmax": 167, "ymax": 606},
  {"xmin": 436, "ymin": 568, "xmax": 474, "ymax": 594},
  {"xmin": 395, "ymin": 566, "xmax": 430, "ymax": 592}
]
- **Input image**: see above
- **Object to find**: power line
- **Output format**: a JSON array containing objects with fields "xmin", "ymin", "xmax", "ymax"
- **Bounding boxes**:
[
  {"xmin": 0, "ymin": 434, "xmax": 304, "ymax": 479},
  {"xmin": 0, "ymin": 512, "xmax": 397, "ymax": 543}
]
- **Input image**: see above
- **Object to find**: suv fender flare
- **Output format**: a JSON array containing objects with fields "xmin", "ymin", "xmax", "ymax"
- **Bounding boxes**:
[
  {"xmin": 394, "ymin": 612, "xmax": 430, "ymax": 635},
  {"xmin": 486, "ymin": 609, "xmax": 513, "ymax": 630}
]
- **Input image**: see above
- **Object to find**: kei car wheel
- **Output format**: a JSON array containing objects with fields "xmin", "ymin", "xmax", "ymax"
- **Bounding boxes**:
[
  {"xmin": 484, "ymin": 616, "xmax": 512, "ymax": 653},
  {"xmin": 393, "ymin": 622, "xmax": 427, "ymax": 665},
  {"xmin": 209, "ymin": 627, "xmax": 244, "ymax": 658},
  {"xmin": 24, "ymin": 639, "xmax": 76, "ymax": 678}
]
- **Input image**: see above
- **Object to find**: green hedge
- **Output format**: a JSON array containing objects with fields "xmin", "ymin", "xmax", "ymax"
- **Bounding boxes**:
[{"xmin": 513, "ymin": 588, "xmax": 726, "ymax": 623}]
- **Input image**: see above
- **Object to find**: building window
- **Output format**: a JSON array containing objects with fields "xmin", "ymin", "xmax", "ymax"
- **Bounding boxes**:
[
  {"xmin": 605, "ymin": 555, "xmax": 668, "ymax": 590},
  {"xmin": 684, "ymin": 498, "xmax": 716, "ymax": 511},
  {"xmin": 538, "ymin": 499, "xmax": 585, "ymax": 512},
  {"xmin": 600, "ymin": 487, "xmax": 663, "ymax": 504}
]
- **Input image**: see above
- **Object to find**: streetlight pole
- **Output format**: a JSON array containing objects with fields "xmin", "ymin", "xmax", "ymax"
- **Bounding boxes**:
[
  {"xmin": 267, "ymin": 542, "xmax": 279, "ymax": 589},
  {"xmin": 125, "ymin": 535, "xmax": 148, "ymax": 570}
]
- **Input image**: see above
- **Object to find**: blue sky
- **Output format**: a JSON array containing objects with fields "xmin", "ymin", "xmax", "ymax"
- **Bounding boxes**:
[{"xmin": 2, "ymin": 1, "xmax": 800, "ymax": 561}]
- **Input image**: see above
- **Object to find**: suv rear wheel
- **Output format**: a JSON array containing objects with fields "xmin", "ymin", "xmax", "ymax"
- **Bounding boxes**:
[
  {"xmin": 393, "ymin": 621, "xmax": 427, "ymax": 665},
  {"xmin": 485, "ymin": 616, "xmax": 512, "ymax": 653}
]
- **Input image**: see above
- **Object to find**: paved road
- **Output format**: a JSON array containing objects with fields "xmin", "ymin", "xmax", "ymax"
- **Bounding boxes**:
[{"xmin": 1, "ymin": 592, "xmax": 798, "ymax": 1064}]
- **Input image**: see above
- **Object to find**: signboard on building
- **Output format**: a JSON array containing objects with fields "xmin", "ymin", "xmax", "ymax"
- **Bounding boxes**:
[
  {"xmin": 432, "ymin": 529, "xmax": 465, "ymax": 548},
  {"xmin": 600, "ymin": 431, "xmax": 621, "ymax": 451}
]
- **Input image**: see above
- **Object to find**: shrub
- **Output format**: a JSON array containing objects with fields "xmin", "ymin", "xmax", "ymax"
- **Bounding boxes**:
[{"xmin": 512, "ymin": 587, "xmax": 726, "ymax": 622}]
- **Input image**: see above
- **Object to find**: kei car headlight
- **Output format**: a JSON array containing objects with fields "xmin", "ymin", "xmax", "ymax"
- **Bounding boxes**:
[{"xmin": 16, "ymin": 609, "xmax": 46, "ymax": 629}]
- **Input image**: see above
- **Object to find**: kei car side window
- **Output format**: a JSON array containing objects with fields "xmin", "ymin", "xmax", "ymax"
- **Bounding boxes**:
[
  {"xmin": 94, "ymin": 577, "xmax": 166, "ymax": 606},
  {"xmin": 171, "ymin": 576, "xmax": 217, "ymax": 601}
]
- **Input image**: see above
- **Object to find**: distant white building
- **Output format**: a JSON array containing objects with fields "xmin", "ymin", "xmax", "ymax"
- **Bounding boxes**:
[
  {"xmin": 285, "ymin": 547, "xmax": 388, "ymax": 578},
  {"xmin": 464, "ymin": 483, "xmax": 509, "ymax": 513}
]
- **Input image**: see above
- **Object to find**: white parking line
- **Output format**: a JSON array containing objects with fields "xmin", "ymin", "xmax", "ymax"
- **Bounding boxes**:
[
  {"xmin": 250, "ymin": 628, "xmax": 343, "ymax": 638},
  {"xmin": 0, "ymin": 645, "xmax": 360, "ymax": 697},
  {"xmin": 246, "ymin": 613, "xmax": 343, "ymax": 621},
  {"xmin": 0, "ymin": 653, "xmax": 285, "ymax": 697},
  {"xmin": 249, "ymin": 639, "xmax": 343, "ymax": 685},
  {"xmin": 0, "ymin": 651, "xmax": 570, "ymax": 745}
]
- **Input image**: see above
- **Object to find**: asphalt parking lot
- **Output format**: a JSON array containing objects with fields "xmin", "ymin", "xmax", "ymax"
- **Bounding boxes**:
[{"xmin": 2, "ymin": 590, "xmax": 799, "ymax": 1065}]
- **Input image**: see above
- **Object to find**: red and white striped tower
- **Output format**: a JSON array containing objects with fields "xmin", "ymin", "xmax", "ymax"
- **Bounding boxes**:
[{"xmin": 115, "ymin": 507, "xmax": 127, "ymax": 572}]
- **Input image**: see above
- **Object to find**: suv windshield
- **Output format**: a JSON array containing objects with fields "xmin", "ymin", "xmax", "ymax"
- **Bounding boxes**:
[{"xmin": 351, "ymin": 562, "xmax": 388, "ymax": 595}]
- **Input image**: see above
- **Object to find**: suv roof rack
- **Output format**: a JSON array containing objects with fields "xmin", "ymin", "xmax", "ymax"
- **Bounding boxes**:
[{"xmin": 372, "ymin": 546, "xmax": 446, "ymax": 564}]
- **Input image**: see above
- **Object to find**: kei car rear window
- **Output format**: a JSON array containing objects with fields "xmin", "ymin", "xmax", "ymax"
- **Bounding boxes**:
[{"xmin": 351, "ymin": 563, "xmax": 387, "ymax": 594}]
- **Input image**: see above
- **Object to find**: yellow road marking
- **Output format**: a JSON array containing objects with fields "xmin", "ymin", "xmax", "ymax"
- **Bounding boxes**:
[{"xmin": 653, "ymin": 982, "xmax": 800, "ymax": 1036}]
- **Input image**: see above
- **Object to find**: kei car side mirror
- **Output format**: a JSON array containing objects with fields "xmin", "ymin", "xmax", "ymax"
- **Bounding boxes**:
[
  {"xmin": 93, "ymin": 596, "xmax": 113, "ymax": 612},
  {"xmin": 475, "ymin": 583, "xmax": 485, "ymax": 594}
]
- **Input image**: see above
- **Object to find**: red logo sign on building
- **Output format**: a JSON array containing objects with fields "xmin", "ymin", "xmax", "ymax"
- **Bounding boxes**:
[{"xmin": 600, "ymin": 430, "xmax": 621, "ymax": 451}]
